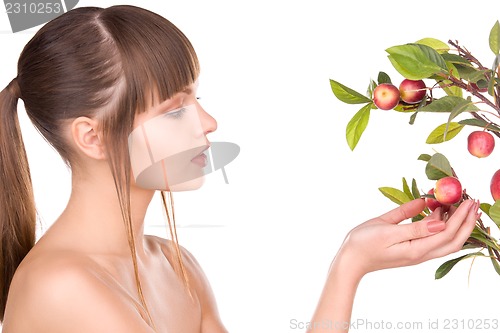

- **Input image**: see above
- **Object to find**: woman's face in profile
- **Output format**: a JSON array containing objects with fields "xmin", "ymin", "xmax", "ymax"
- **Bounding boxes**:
[{"xmin": 129, "ymin": 81, "xmax": 217, "ymax": 192}]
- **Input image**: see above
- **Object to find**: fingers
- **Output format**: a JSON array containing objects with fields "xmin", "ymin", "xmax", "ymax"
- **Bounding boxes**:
[
  {"xmin": 425, "ymin": 200, "xmax": 479, "ymax": 259},
  {"xmin": 393, "ymin": 218, "xmax": 446, "ymax": 243},
  {"xmin": 379, "ymin": 199, "xmax": 426, "ymax": 225},
  {"xmin": 437, "ymin": 200, "xmax": 475, "ymax": 236},
  {"xmin": 393, "ymin": 200, "xmax": 478, "ymax": 264},
  {"xmin": 427, "ymin": 206, "xmax": 442, "ymax": 220}
]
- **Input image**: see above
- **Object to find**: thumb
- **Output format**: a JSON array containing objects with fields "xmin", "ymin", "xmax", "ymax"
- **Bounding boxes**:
[
  {"xmin": 396, "ymin": 219, "xmax": 446, "ymax": 242},
  {"xmin": 379, "ymin": 198, "xmax": 426, "ymax": 224}
]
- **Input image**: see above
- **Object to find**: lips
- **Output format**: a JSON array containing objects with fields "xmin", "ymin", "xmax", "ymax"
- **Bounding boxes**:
[
  {"xmin": 191, "ymin": 153, "xmax": 207, "ymax": 167},
  {"xmin": 190, "ymin": 144, "xmax": 210, "ymax": 167}
]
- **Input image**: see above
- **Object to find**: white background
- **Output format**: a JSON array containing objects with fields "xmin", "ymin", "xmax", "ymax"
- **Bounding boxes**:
[{"xmin": 2, "ymin": 1, "xmax": 500, "ymax": 332}]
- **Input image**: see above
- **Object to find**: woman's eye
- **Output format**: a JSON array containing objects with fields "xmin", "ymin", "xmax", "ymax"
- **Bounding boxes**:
[{"xmin": 165, "ymin": 107, "xmax": 186, "ymax": 119}]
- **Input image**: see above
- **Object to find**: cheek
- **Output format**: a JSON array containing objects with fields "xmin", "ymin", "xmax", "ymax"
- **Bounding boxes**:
[{"xmin": 128, "ymin": 106, "xmax": 207, "ymax": 191}]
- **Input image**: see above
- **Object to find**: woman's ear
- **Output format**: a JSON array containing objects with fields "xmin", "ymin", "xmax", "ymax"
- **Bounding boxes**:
[{"xmin": 70, "ymin": 117, "xmax": 106, "ymax": 160}]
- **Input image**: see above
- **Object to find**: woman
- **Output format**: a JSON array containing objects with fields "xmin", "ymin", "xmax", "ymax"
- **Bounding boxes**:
[{"xmin": 0, "ymin": 5, "xmax": 479, "ymax": 333}]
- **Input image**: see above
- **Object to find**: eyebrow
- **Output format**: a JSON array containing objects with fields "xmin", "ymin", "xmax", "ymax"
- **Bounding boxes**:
[{"xmin": 183, "ymin": 87, "xmax": 192, "ymax": 95}]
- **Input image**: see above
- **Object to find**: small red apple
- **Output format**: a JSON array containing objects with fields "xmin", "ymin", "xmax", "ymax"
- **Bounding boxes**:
[
  {"xmin": 425, "ymin": 188, "xmax": 442, "ymax": 211},
  {"xmin": 434, "ymin": 177, "xmax": 462, "ymax": 205},
  {"xmin": 490, "ymin": 169, "xmax": 500, "ymax": 201},
  {"xmin": 373, "ymin": 83, "xmax": 400, "ymax": 110},
  {"xmin": 399, "ymin": 79, "xmax": 427, "ymax": 104},
  {"xmin": 467, "ymin": 131, "xmax": 495, "ymax": 158}
]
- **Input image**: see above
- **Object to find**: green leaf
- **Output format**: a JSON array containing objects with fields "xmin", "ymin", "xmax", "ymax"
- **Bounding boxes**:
[
  {"xmin": 470, "ymin": 227, "xmax": 500, "ymax": 250},
  {"xmin": 454, "ymin": 64, "xmax": 490, "ymax": 83},
  {"xmin": 435, "ymin": 252, "xmax": 484, "ymax": 279},
  {"xmin": 490, "ymin": 20, "xmax": 500, "ymax": 55},
  {"xmin": 409, "ymin": 111, "xmax": 418, "ymax": 124},
  {"xmin": 439, "ymin": 62, "xmax": 462, "ymax": 97},
  {"xmin": 448, "ymin": 100, "xmax": 479, "ymax": 126},
  {"xmin": 394, "ymin": 105, "xmax": 418, "ymax": 113},
  {"xmin": 462, "ymin": 243, "xmax": 483, "ymax": 250},
  {"xmin": 418, "ymin": 154, "xmax": 432, "ymax": 162},
  {"xmin": 411, "ymin": 178, "xmax": 420, "ymax": 199},
  {"xmin": 488, "ymin": 66, "xmax": 497, "ymax": 96},
  {"xmin": 426, "ymin": 122, "xmax": 464, "ymax": 144},
  {"xmin": 458, "ymin": 118, "xmax": 500, "ymax": 132},
  {"xmin": 386, "ymin": 44, "xmax": 447, "ymax": 80},
  {"xmin": 345, "ymin": 103, "xmax": 371, "ymax": 150},
  {"xmin": 419, "ymin": 96, "xmax": 478, "ymax": 113},
  {"xmin": 379, "ymin": 187, "xmax": 412, "ymax": 205},
  {"xmin": 441, "ymin": 53, "xmax": 471, "ymax": 65},
  {"xmin": 487, "ymin": 247, "xmax": 500, "ymax": 275},
  {"xmin": 425, "ymin": 153, "xmax": 453, "ymax": 180},
  {"xmin": 489, "ymin": 200, "xmax": 500, "ymax": 228},
  {"xmin": 367, "ymin": 79, "xmax": 377, "ymax": 98},
  {"xmin": 412, "ymin": 214, "xmax": 425, "ymax": 222},
  {"xmin": 402, "ymin": 178, "xmax": 413, "ymax": 199},
  {"xmin": 370, "ymin": 79, "xmax": 377, "ymax": 89},
  {"xmin": 330, "ymin": 79, "xmax": 372, "ymax": 104},
  {"xmin": 413, "ymin": 43, "xmax": 448, "ymax": 69},
  {"xmin": 377, "ymin": 71, "xmax": 391, "ymax": 84},
  {"xmin": 438, "ymin": 81, "xmax": 463, "ymax": 98},
  {"xmin": 415, "ymin": 38, "xmax": 450, "ymax": 53},
  {"xmin": 480, "ymin": 203, "xmax": 492, "ymax": 218}
]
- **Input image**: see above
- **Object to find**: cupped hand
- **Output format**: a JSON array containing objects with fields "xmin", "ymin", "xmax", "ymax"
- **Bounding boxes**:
[{"xmin": 338, "ymin": 198, "xmax": 480, "ymax": 279}]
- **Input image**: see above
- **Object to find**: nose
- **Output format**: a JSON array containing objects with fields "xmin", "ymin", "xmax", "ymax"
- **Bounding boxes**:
[{"xmin": 198, "ymin": 103, "xmax": 217, "ymax": 136}]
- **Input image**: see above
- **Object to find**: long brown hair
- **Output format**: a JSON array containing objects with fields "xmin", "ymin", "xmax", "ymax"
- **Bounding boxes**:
[{"xmin": 0, "ymin": 5, "xmax": 199, "ymax": 324}]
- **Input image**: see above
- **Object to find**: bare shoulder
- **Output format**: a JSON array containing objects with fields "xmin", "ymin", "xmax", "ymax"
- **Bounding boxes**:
[
  {"xmin": 145, "ymin": 235, "xmax": 208, "ymax": 286},
  {"xmin": 3, "ymin": 250, "xmax": 154, "ymax": 333},
  {"xmin": 147, "ymin": 235, "xmax": 228, "ymax": 333}
]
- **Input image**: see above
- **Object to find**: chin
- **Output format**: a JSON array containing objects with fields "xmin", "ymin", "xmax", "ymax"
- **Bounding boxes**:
[{"xmin": 168, "ymin": 175, "xmax": 205, "ymax": 192}]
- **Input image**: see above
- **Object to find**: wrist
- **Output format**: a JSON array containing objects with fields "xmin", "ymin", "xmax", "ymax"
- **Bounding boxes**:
[
  {"xmin": 329, "ymin": 242, "xmax": 366, "ymax": 285},
  {"xmin": 308, "ymin": 247, "xmax": 364, "ymax": 333}
]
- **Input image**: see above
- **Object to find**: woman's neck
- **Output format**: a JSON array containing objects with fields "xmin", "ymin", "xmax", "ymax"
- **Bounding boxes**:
[{"xmin": 46, "ymin": 167, "xmax": 155, "ymax": 260}]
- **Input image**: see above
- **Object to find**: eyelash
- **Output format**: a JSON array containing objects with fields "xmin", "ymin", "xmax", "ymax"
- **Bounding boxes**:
[
  {"xmin": 166, "ymin": 107, "xmax": 186, "ymax": 119},
  {"xmin": 164, "ymin": 96, "xmax": 200, "ymax": 119}
]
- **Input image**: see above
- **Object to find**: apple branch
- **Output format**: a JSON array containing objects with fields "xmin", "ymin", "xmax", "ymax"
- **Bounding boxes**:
[
  {"xmin": 492, "ymin": 247, "xmax": 500, "ymax": 262},
  {"xmin": 438, "ymin": 73, "xmax": 499, "ymax": 112},
  {"xmin": 448, "ymin": 40, "xmax": 488, "ymax": 70},
  {"xmin": 448, "ymin": 40, "xmax": 500, "ymax": 107}
]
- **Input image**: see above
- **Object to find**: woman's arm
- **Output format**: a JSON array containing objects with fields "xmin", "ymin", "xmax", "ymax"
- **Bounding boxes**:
[
  {"xmin": 307, "ymin": 198, "xmax": 479, "ymax": 333},
  {"xmin": 181, "ymin": 246, "xmax": 229, "ymax": 333}
]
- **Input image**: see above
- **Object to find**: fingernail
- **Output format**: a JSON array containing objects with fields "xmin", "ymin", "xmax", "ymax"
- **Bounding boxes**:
[
  {"xmin": 466, "ymin": 200, "xmax": 475, "ymax": 209},
  {"xmin": 476, "ymin": 212, "xmax": 482, "ymax": 220},
  {"xmin": 427, "ymin": 220, "xmax": 446, "ymax": 233}
]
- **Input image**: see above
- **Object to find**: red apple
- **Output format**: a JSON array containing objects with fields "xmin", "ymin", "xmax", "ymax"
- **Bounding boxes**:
[
  {"xmin": 373, "ymin": 83, "xmax": 400, "ymax": 110},
  {"xmin": 425, "ymin": 188, "xmax": 442, "ymax": 211},
  {"xmin": 467, "ymin": 131, "xmax": 495, "ymax": 158},
  {"xmin": 399, "ymin": 79, "xmax": 427, "ymax": 104},
  {"xmin": 434, "ymin": 177, "xmax": 462, "ymax": 205},
  {"xmin": 490, "ymin": 169, "xmax": 500, "ymax": 201}
]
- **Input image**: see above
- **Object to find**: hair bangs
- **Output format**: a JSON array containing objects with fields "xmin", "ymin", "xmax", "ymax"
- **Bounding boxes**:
[{"xmin": 99, "ymin": 5, "xmax": 200, "ymax": 115}]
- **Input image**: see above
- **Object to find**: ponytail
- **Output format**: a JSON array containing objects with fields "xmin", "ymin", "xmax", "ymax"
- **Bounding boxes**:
[{"xmin": 0, "ymin": 78, "xmax": 36, "ymax": 321}]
